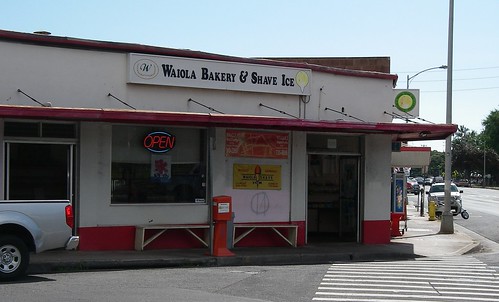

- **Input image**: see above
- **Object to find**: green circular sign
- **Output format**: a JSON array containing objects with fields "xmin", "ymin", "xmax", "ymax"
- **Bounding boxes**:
[{"xmin": 394, "ymin": 91, "xmax": 417, "ymax": 113}]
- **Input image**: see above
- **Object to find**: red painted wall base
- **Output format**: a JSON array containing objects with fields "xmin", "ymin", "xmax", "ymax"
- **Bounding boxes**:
[
  {"xmin": 362, "ymin": 220, "xmax": 391, "ymax": 244},
  {"xmin": 78, "ymin": 226, "xmax": 135, "ymax": 250},
  {"xmin": 78, "ymin": 221, "xmax": 306, "ymax": 251}
]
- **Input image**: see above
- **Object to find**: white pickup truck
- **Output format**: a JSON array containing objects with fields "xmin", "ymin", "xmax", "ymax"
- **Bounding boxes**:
[{"xmin": 0, "ymin": 200, "xmax": 79, "ymax": 280}]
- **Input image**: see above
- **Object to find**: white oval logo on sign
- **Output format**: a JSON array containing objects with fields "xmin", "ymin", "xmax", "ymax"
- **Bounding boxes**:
[{"xmin": 134, "ymin": 59, "xmax": 159, "ymax": 79}]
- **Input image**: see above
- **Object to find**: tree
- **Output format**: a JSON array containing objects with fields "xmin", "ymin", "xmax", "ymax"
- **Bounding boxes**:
[
  {"xmin": 428, "ymin": 150, "xmax": 445, "ymax": 176},
  {"xmin": 481, "ymin": 110, "xmax": 499, "ymax": 185},
  {"xmin": 451, "ymin": 126, "xmax": 482, "ymax": 179},
  {"xmin": 482, "ymin": 109, "xmax": 499, "ymax": 154},
  {"xmin": 427, "ymin": 110, "xmax": 499, "ymax": 186}
]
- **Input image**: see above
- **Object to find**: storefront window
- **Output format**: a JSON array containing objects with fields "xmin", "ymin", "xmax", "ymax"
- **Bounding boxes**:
[
  {"xmin": 3, "ymin": 121, "xmax": 77, "ymax": 201},
  {"xmin": 111, "ymin": 125, "xmax": 207, "ymax": 204},
  {"xmin": 5, "ymin": 143, "xmax": 73, "ymax": 200}
]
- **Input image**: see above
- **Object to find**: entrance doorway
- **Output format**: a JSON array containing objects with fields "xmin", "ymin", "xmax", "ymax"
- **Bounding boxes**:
[
  {"xmin": 5, "ymin": 142, "xmax": 75, "ymax": 201},
  {"xmin": 307, "ymin": 154, "xmax": 359, "ymax": 242}
]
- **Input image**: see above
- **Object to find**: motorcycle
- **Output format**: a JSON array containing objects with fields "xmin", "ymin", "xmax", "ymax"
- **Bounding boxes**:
[
  {"xmin": 436, "ymin": 204, "xmax": 469, "ymax": 220},
  {"xmin": 460, "ymin": 208, "xmax": 470, "ymax": 219}
]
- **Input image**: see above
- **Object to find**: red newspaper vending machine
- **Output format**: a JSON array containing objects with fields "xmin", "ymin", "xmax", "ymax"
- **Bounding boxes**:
[{"xmin": 212, "ymin": 195, "xmax": 235, "ymax": 256}]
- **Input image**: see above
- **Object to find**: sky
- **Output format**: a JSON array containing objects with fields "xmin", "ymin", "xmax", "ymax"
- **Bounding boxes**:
[{"xmin": 2, "ymin": 0, "xmax": 498, "ymax": 151}]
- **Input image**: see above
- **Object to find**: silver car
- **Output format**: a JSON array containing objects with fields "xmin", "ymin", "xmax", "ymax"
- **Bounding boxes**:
[{"xmin": 427, "ymin": 183, "xmax": 463, "ymax": 216}]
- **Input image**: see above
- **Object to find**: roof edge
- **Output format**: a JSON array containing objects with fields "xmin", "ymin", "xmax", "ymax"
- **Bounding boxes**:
[{"xmin": 0, "ymin": 29, "xmax": 398, "ymax": 82}]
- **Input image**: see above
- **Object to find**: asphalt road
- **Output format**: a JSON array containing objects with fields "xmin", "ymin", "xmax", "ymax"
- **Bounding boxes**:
[
  {"xmin": 453, "ymin": 187, "xmax": 499, "ymax": 268},
  {"xmin": 1, "ymin": 265, "xmax": 324, "ymax": 302},
  {"xmin": 454, "ymin": 187, "xmax": 499, "ymax": 243},
  {"xmin": 411, "ymin": 186, "xmax": 499, "ymax": 243},
  {"xmin": 409, "ymin": 186, "xmax": 499, "ymax": 268}
]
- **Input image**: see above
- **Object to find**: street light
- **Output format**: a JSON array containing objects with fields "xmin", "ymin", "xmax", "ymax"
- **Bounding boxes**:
[{"xmin": 406, "ymin": 65, "xmax": 447, "ymax": 89}]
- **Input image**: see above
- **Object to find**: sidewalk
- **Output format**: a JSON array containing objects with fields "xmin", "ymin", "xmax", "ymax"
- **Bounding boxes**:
[{"xmin": 28, "ymin": 205, "xmax": 482, "ymax": 275}]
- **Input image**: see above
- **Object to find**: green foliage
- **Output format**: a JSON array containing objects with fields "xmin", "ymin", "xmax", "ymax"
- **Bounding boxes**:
[
  {"xmin": 451, "ymin": 126, "xmax": 483, "ymax": 179},
  {"xmin": 428, "ymin": 150, "xmax": 445, "ymax": 176},
  {"xmin": 482, "ymin": 109, "xmax": 499, "ymax": 154},
  {"xmin": 444, "ymin": 115, "xmax": 499, "ymax": 185}
]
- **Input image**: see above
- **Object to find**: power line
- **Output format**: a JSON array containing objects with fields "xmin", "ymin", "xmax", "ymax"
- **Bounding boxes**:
[
  {"xmin": 453, "ymin": 66, "xmax": 499, "ymax": 71},
  {"xmin": 424, "ymin": 86, "xmax": 499, "ymax": 93},
  {"xmin": 414, "ymin": 75, "xmax": 499, "ymax": 83},
  {"xmin": 394, "ymin": 66, "xmax": 499, "ymax": 92},
  {"xmin": 396, "ymin": 66, "xmax": 499, "ymax": 74}
]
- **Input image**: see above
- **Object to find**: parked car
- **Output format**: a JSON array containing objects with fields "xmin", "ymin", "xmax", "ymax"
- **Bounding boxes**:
[
  {"xmin": 406, "ymin": 177, "xmax": 421, "ymax": 195},
  {"xmin": 432, "ymin": 176, "xmax": 444, "ymax": 184},
  {"xmin": 455, "ymin": 179, "xmax": 471, "ymax": 187},
  {"xmin": 427, "ymin": 183, "xmax": 463, "ymax": 216},
  {"xmin": 415, "ymin": 177, "xmax": 425, "ymax": 185},
  {"xmin": 424, "ymin": 177, "xmax": 433, "ymax": 186},
  {"xmin": 0, "ymin": 200, "xmax": 79, "ymax": 280}
]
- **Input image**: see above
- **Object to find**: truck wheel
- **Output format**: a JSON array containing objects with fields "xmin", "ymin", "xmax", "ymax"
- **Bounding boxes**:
[{"xmin": 0, "ymin": 236, "xmax": 30, "ymax": 280}]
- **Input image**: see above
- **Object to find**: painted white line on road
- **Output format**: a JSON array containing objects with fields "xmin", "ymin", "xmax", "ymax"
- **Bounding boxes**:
[
  {"xmin": 314, "ymin": 291, "xmax": 499, "ymax": 301},
  {"xmin": 407, "ymin": 228, "xmax": 432, "ymax": 232}
]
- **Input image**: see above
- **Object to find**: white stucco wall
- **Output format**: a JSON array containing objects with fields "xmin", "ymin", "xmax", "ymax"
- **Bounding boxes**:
[
  {"xmin": 363, "ymin": 134, "xmax": 392, "ymax": 221},
  {"xmin": 0, "ymin": 42, "xmax": 126, "ymax": 109},
  {"xmin": 0, "ymin": 41, "xmax": 302, "ymax": 117},
  {"xmin": 212, "ymin": 128, "xmax": 298, "ymax": 223},
  {"xmin": 290, "ymin": 131, "xmax": 307, "ymax": 222},
  {"xmin": 0, "ymin": 41, "xmax": 396, "ymax": 123},
  {"xmin": 308, "ymin": 73, "xmax": 395, "ymax": 123}
]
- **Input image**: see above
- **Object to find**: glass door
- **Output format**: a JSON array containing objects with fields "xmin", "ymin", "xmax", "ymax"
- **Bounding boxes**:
[
  {"xmin": 339, "ymin": 157, "xmax": 359, "ymax": 241},
  {"xmin": 307, "ymin": 154, "xmax": 359, "ymax": 242}
]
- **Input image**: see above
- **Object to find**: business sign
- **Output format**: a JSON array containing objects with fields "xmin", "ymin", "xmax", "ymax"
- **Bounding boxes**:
[
  {"xmin": 233, "ymin": 164, "xmax": 281, "ymax": 190},
  {"xmin": 143, "ymin": 131, "xmax": 176, "ymax": 153},
  {"xmin": 128, "ymin": 53, "xmax": 311, "ymax": 95},
  {"xmin": 225, "ymin": 130, "xmax": 289, "ymax": 159},
  {"xmin": 392, "ymin": 89, "xmax": 420, "ymax": 117}
]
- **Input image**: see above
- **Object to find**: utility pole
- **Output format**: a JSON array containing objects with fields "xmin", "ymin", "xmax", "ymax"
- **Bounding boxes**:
[{"xmin": 440, "ymin": 0, "xmax": 454, "ymax": 234}]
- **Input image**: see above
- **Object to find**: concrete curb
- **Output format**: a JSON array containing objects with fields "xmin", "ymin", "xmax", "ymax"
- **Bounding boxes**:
[{"xmin": 28, "ymin": 249, "xmax": 420, "ymax": 275}]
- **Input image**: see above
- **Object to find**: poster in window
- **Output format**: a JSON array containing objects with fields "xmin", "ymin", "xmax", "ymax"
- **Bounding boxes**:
[
  {"xmin": 151, "ymin": 154, "xmax": 171, "ymax": 183},
  {"xmin": 225, "ymin": 130, "xmax": 289, "ymax": 159},
  {"xmin": 233, "ymin": 164, "xmax": 281, "ymax": 190}
]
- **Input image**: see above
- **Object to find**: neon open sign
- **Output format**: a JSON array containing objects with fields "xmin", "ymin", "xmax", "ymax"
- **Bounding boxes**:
[{"xmin": 143, "ymin": 131, "xmax": 176, "ymax": 153}]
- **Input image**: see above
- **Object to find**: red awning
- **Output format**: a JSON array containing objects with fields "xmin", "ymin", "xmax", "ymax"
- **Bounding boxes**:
[{"xmin": 0, "ymin": 105, "xmax": 457, "ymax": 142}]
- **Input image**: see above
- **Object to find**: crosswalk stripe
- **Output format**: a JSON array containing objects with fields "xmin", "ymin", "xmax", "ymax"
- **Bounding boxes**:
[
  {"xmin": 313, "ymin": 292, "xmax": 499, "ymax": 301},
  {"xmin": 321, "ymin": 281, "xmax": 499, "ymax": 290},
  {"xmin": 318, "ymin": 286, "xmax": 499, "ymax": 297},
  {"xmin": 324, "ymin": 274, "xmax": 496, "ymax": 281},
  {"xmin": 326, "ymin": 268, "xmax": 492, "ymax": 273},
  {"xmin": 313, "ymin": 256, "xmax": 499, "ymax": 301}
]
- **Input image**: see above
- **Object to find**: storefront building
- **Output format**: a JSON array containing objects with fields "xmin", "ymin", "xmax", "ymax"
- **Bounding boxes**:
[{"xmin": 0, "ymin": 30, "xmax": 456, "ymax": 251}]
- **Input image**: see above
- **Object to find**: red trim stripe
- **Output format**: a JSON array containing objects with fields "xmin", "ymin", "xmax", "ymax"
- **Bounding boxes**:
[{"xmin": 0, "ymin": 105, "xmax": 457, "ymax": 141}]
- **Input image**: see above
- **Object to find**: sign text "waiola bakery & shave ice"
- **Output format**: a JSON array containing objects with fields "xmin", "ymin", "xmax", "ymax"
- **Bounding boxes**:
[{"xmin": 128, "ymin": 53, "xmax": 311, "ymax": 96}]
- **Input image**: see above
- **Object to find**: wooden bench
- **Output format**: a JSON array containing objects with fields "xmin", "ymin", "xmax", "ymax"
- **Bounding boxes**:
[
  {"xmin": 233, "ymin": 224, "xmax": 298, "ymax": 247},
  {"xmin": 135, "ymin": 224, "xmax": 210, "ymax": 251}
]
